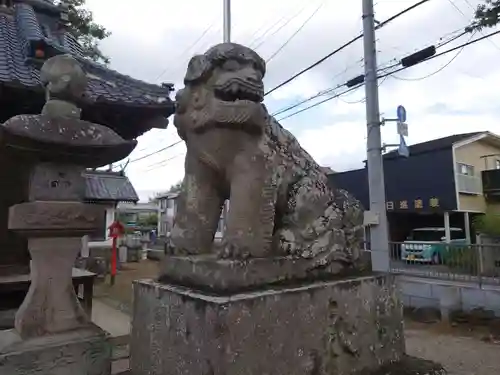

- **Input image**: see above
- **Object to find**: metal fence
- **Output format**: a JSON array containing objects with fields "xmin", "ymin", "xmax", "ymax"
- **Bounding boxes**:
[{"xmin": 387, "ymin": 241, "xmax": 500, "ymax": 286}]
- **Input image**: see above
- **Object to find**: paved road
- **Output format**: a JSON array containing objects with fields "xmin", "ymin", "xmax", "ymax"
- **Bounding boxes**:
[{"xmin": 406, "ymin": 328, "xmax": 500, "ymax": 375}]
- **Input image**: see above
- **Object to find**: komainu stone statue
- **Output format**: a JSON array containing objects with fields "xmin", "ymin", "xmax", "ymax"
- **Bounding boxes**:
[
  {"xmin": 169, "ymin": 42, "xmax": 364, "ymax": 275},
  {"xmin": 131, "ymin": 44, "xmax": 447, "ymax": 375}
]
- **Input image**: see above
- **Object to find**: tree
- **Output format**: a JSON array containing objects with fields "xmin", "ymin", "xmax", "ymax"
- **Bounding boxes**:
[
  {"xmin": 167, "ymin": 180, "xmax": 183, "ymax": 193},
  {"xmin": 56, "ymin": 0, "xmax": 111, "ymax": 64},
  {"xmin": 149, "ymin": 180, "xmax": 183, "ymax": 203},
  {"xmin": 138, "ymin": 213, "xmax": 158, "ymax": 228},
  {"xmin": 473, "ymin": 210, "xmax": 500, "ymax": 236},
  {"xmin": 466, "ymin": 1, "xmax": 500, "ymax": 32}
]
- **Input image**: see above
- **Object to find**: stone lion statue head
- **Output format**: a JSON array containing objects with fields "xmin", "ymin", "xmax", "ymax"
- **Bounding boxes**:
[{"xmin": 174, "ymin": 43, "xmax": 269, "ymax": 138}]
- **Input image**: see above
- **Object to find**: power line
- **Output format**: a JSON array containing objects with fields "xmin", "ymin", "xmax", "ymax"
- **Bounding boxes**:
[
  {"xmin": 276, "ymin": 74, "xmax": 388, "ymax": 121},
  {"xmin": 265, "ymin": 2, "xmax": 324, "ymax": 64},
  {"xmin": 154, "ymin": 18, "xmax": 217, "ymax": 82},
  {"xmin": 276, "ymin": 85, "xmax": 362, "ymax": 121},
  {"xmin": 446, "ymin": 0, "xmax": 500, "ymax": 52},
  {"xmin": 278, "ymin": 27, "xmax": 500, "ymax": 121},
  {"xmin": 272, "ymin": 22, "xmax": 474, "ymax": 117},
  {"xmin": 250, "ymin": 2, "xmax": 310, "ymax": 50},
  {"xmin": 379, "ymin": 27, "xmax": 500, "ymax": 79},
  {"xmin": 127, "ymin": 140, "xmax": 183, "ymax": 164},
  {"xmin": 247, "ymin": 7, "xmax": 300, "ymax": 47},
  {"xmin": 271, "ymin": 84, "xmax": 342, "ymax": 117},
  {"xmin": 271, "ymin": 58, "xmax": 364, "ymax": 117},
  {"xmin": 391, "ymin": 33, "xmax": 474, "ymax": 81},
  {"xmin": 264, "ymin": 0, "xmax": 431, "ymax": 97},
  {"xmin": 143, "ymin": 154, "xmax": 184, "ymax": 173},
  {"xmin": 377, "ymin": 26, "xmax": 468, "ymax": 72}
]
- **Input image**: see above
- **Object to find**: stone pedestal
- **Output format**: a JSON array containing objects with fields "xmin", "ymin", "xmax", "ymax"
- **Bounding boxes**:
[
  {"xmin": 0, "ymin": 325, "xmax": 111, "ymax": 375},
  {"xmin": 131, "ymin": 274, "xmax": 406, "ymax": 375},
  {"xmin": 14, "ymin": 237, "xmax": 89, "ymax": 337}
]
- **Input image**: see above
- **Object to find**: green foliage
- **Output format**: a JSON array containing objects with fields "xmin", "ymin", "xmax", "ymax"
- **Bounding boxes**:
[
  {"xmin": 56, "ymin": 0, "xmax": 111, "ymax": 64},
  {"xmin": 149, "ymin": 180, "xmax": 183, "ymax": 203},
  {"xmin": 466, "ymin": 0, "xmax": 500, "ymax": 32},
  {"xmin": 472, "ymin": 211, "xmax": 500, "ymax": 236},
  {"xmin": 443, "ymin": 245, "xmax": 479, "ymax": 275},
  {"xmin": 137, "ymin": 213, "xmax": 158, "ymax": 228},
  {"xmin": 168, "ymin": 180, "xmax": 183, "ymax": 193}
]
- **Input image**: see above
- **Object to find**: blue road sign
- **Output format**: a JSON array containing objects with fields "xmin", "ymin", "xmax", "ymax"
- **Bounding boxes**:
[
  {"xmin": 398, "ymin": 134, "xmax": 409, "ymax": 158},
  {"xmin": 397, "ymin": 105, "xmax": 407, "ymax": 123}
]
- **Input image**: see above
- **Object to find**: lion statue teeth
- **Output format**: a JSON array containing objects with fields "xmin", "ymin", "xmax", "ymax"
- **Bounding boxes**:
[{"xmin": 170, "ymin": 42, "xmax": 364, "ymax": 272}]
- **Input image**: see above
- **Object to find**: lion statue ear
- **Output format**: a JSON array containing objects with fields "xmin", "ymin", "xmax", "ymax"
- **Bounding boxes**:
[{"xmin": 184, "ymin": 54, "xmax": 211, "ymax": 84}]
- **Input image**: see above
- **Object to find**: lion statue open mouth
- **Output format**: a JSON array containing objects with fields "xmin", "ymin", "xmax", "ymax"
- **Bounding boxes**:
[{"xmin": 170, "ymin": 42, "xmax": 364, "ymax": 271}]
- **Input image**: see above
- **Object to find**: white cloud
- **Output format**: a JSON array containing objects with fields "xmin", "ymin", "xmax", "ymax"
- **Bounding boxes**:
[{"xmin": 85, "ymin": 0, "xmax": 500, "ymax": 200}]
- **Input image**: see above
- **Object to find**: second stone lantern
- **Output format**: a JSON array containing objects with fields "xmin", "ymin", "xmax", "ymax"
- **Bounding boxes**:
[{"xmin": 0, "ymin": 54, "xmax": 137, "ymax": 374}]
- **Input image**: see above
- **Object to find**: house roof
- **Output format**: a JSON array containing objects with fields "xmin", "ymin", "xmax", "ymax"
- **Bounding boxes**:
[
  {"xmin": 156, "ymin": 191, "xmax": 180, "ymax": 200},
  {"xmin": 383, "ymin": 132, "xmax": 484, "ymax": 160},
  {"xmin": 83, "ymin": 170, "xmax": 139, "ymax": 203},
  {"xmin": 117, "ymin": 202, "xmax": 157, "ymax": 213},
  {"xmin": 0, "ymin": 2, "xmax": 175, "ymax": 113}
]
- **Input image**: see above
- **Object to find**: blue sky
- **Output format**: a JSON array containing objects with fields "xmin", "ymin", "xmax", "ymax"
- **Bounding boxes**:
[{"xmin": 86, "ymin": 0, "xmax": 500, "ymax": 201}]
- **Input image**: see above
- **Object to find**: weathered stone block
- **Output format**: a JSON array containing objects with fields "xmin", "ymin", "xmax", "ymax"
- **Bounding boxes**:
[
  {"xmin": 0, "ymin": 325, "xmax": 111, "ymax": 375},
  {"xmin": 29, "ymin": 163, "xmax": 85, "ymax": 201},
  {"xmin": 130, "ymin": 274, "xmax": 405, "ymax": 375},
  {"xmin": 8, "ymin": 201, "xmax": 104, "ymax": 235},
  {"xmin": 159, "ymin": 255, "xmax": 369, "ymax": 294}
]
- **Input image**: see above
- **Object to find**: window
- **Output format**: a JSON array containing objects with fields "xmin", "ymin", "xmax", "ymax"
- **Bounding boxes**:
[
  {"xmin": 495, "ymin": 159, "xmax": 500, "ymax": 170},
  {"xmin": 167, "ymin": 199, "xmax": 174, "ymax": 209},
  {"xmin": 457, "ymin": 163, "xmax": 475, "ymax": 176}
]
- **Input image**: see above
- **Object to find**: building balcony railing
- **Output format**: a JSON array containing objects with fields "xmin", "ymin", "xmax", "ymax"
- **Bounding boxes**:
[
  {"xmin": 482, "ymin": 169, "xmax": 500, "ymax": 198},
  {"xmin": 456, "ymin": 173, "xmax": 482, "ymax": 195}
]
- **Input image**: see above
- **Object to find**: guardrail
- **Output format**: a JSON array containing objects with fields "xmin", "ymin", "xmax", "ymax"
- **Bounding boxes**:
[{"xmin": 387, "ymin": 241, "xmax": 500, "ymax": 286}]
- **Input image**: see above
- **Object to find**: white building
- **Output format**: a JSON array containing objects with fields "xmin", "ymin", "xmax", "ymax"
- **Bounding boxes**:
[{"xmin": 157, "ymin": 192, "xmax": 228, "ymax": 240}]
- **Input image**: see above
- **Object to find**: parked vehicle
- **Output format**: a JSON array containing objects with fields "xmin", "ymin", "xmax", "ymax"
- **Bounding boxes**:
[{"xmin": 400, "ymin": 227, "xmax": 467, "ymax": 264}]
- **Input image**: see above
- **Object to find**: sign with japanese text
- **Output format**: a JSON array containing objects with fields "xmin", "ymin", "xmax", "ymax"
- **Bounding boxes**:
[{"xmin": 386, "ymin": 197, "xmax": 441, "ymax": 212}]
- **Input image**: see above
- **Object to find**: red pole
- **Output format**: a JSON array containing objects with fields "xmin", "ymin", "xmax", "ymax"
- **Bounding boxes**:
[{"xmin": 110, "ymin": 236, "xmax": 117, "ymax": 286}]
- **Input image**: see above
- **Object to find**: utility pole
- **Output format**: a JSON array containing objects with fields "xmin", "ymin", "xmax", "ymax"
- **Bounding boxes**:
[
  {"xmin": 361, "ymin": 0, "xmax": 390, "ymax": 272},
  {"xmin": 223, "ymin": 0, "xmax": 231, "ymax": 43}
]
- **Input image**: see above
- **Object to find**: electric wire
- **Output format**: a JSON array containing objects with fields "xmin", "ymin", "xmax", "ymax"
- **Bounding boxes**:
[
  {"xmin": 377, "ymin": 26, "xmax": 468, "ymax": 73},
  {"xmin": 138, "ymin": 2, "xmax": 495, "ymax": 169},
  {"xmin": 272, "ymin": 22, "xmax": 476, "ymax": 117},
  {"xmin": 154, "ymin": 17, "xmax": 217, "ymax": 82},
  {"xmin": 379, "ymin": 28, "xmax": 500, "ymax": 79},
  {"xmin": 391, "ymin": 33, "xmax": 474, "ymax": 81},
  {"xmin": 270, "ymin": 57, "xmax": 364, "ymax": 117},
  {"xmin": 276, "ymin": 85, "xmax": 362, "ymax": 121},
  {"xmin": 265, "ymin": 2, "xmax": 324, "ymax": 64},
  {"xmin": 250, "ymin": 1, "xmax": 310, "ymax": 50},
  {"xmin": 278, "ymin": 28, "xmax": 500, "ymax": 121},
  {"xmin": 247, "ymin": 4, "xmax": 304, "ymax": 48},
  {"xmin": 264, "ymin": 0, "xmax": 431, "ymax": 97},
  {"xmin": 232, "ymin": 6, "xmax": 281, "ymax": 44},
  {"xmin": 143, "ymin": 154, "xmax": 185, "ymax": 173},
  {"xmin": 127, "ymin": 140, "xmax": 183, "ymax": 164},
  {"xmin": 446, "ymin": 0, "xmax": 500, "ymax": 52}
]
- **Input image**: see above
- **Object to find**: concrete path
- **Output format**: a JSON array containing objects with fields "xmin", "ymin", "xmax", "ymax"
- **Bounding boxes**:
[{"xmin": 91, "ymin": 298, "xmax": 130, "ymax": 340}]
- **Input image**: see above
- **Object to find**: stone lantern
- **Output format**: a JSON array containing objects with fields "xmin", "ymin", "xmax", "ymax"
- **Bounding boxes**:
[{"xmin": 0, "ymin": 54, "xmax": 137, "ymax": 374}]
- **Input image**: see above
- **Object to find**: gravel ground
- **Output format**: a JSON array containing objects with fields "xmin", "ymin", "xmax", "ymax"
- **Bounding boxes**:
[{"xmin": 405, "ymin": 328, "xmax": 500, "ymax": 375}]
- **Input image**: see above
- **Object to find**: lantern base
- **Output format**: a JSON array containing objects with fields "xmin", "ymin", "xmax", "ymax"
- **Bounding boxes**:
[
  {"xmin": 0, "ymin": 324, "xmax": 111, "ymax": 375},
  {"xmin": 15, "ymin": 237, "xmax": 90, "ymax": 338}
]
